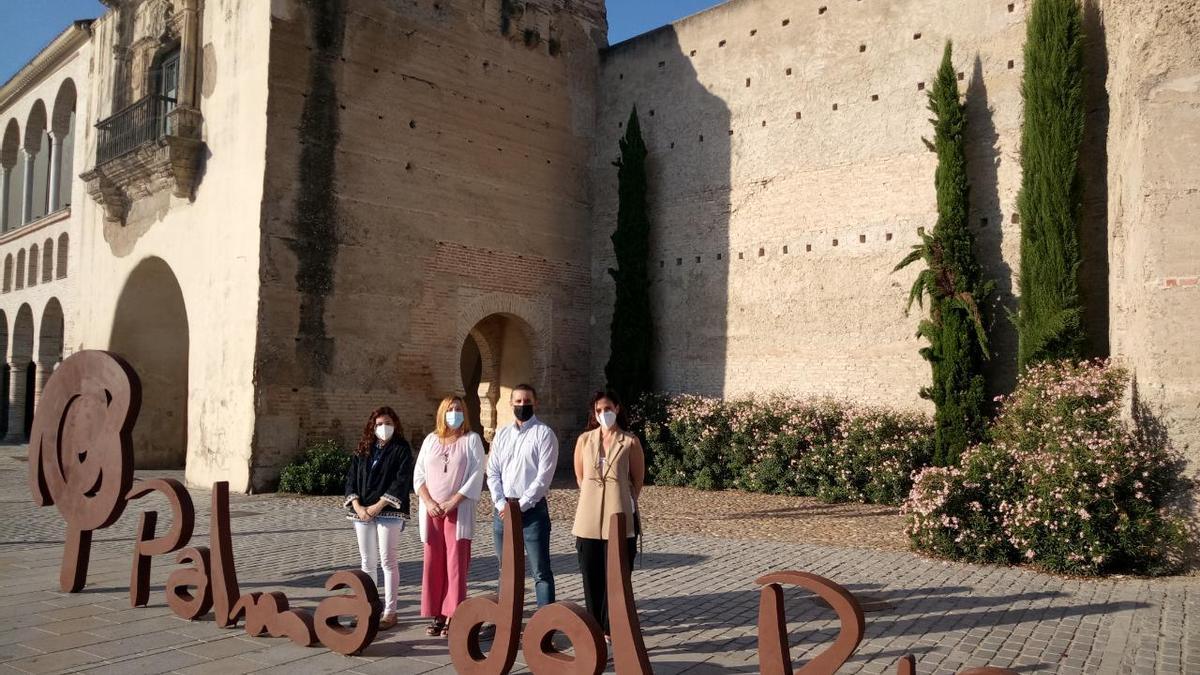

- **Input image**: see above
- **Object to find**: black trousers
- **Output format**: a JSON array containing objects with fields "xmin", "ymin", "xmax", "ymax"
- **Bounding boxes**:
[{"xmin": 575, "ymin": 536, "xmax": 637, "ymax": 634}]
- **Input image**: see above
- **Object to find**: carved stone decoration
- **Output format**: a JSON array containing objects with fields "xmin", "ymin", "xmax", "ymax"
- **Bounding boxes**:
[
  {"xmin": 232, "ymin": 591, "xmax": 317, "ymax": 646},
  {"xmin": 448, "ymin": 498, "xmax": 525, "ymax": 674},
  {"xmin": 81, "ymin": 132, "xmax": 203, "ymax": 225},
  {"xmin": 166, "ymin": 546, "xmax": 213, "ymax": 620},
  {"xmin": 313, "ymin": 570, "xmax": 381, "ymax": 655},
  {"xmin": 127, "ymin": 478, "xmax": 194, "ymax": 607},
  {"xmin": 210, "ymin": 481, "xmax": 241, "ymax": 628},
  {"xmin": 606, "ymin": 512, "xmax": 652, "ymax": 674},
  {"xmin": 27, "ymin": 350, "xmax": 141, "ymax": 593},
  {"xmin": 756, "ymin": 571, "xmax": 865, "ymax": 675},
  {"xmin": 521, "ymin": 602, "xmax": 604, "ymax": 675}
]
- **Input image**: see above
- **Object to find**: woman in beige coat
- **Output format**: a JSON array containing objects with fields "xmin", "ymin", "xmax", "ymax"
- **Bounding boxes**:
[{"xmin": 572, "ymin": 390, "xmax": 644, "ymax": 639}]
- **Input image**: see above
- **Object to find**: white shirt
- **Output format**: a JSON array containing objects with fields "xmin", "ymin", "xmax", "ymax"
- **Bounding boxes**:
[{"xmin": 486, "ymin": 415, "xmax": 559, "ymax": 512}]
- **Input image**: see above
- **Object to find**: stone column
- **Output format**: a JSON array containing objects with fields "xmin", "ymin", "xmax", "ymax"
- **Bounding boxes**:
[
  {"xmin": 47, "ymin": 132, "xmax": 62, "ymax": 212},
  {"xmin": 20, "ymin": 149, "xmax": 34, "ymax": 225},
  {"xmin": 176, "ymin": 0, "xmax": 200, "ymax": 111},
  {"xmin": 0, "ymin": 166, "xmax": 10, "ymax": 232},
  {"xmin": 33, "ymin": 361, "xmax": 56, "ymax": 419},
  {"xmin": 4, "ymin": 363, "xmax": 27, "ymax": 443}
]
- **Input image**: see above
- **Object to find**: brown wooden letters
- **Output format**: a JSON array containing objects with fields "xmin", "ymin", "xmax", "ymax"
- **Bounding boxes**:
[
  {"xmin": 232, "ymin": 591, "xmax": 317, "ymax": 646},
  {"xmin": 127, "ymin": 478, "xmax": 194, "ymax": 607},
  {"xmin": 313, "ymin": 570, "xmax": 381, "ymax": 655},
  {"xmin": 166, "ymin": 546, "xmax": 213, "ymax": 620},
  {"xmin": 27, "ymin": 350, "xmax": 141, "ymax": 592}
]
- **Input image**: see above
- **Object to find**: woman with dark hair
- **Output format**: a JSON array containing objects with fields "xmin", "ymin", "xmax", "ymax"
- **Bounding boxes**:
[
  {"xmin": 344, "ymin": 406, "xmax": 413, "ymax": 630},
  {"xmin": 572, "ymin": 390, "xmax": 644, "ymax": 641}
]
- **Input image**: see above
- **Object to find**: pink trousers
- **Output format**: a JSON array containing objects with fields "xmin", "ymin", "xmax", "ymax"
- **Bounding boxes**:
[{"xmin": 421, "ymin": 509, "xmax": 472, "ymax": 618}]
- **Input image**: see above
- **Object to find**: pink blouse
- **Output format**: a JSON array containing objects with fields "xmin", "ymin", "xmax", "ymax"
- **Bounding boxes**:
[{"xmin": 424, "ymin": 435, "xmax": 470, "ymax": 503}]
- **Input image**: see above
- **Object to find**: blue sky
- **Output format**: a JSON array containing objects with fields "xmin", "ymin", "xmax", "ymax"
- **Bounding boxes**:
[{"xmin": 0, "ymin": 0, "xmax": 724, "ymax": 85}]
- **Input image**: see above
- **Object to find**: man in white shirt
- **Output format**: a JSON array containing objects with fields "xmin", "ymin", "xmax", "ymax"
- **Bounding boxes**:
[{"xmin": 486, "ymin": 383, "xmax": 558, "ymax": 607}]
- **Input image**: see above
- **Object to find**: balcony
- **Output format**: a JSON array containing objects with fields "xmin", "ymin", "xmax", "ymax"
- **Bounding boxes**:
[
  {"xmin": 95, "ymin": 94, "xmax": 176, "ymax": 165},
  {"xmin": 81, "ymin": 95, "xmax": 203, "ymax": 226}
]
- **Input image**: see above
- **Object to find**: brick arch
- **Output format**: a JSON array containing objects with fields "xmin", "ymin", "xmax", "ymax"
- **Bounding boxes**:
[{"xmin": 450, "ymin": 292, "xmax": 552, "ymax": 400}]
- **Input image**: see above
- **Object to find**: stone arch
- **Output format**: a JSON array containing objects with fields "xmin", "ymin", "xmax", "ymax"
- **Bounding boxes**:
[
  {"xmin": 57, "ymin": 233, "xmax": 68, "ymax": 278},
  {"xmin": 36, "ymin": 297, "xmax": 64, "ymax": 417},
  {"xmin": 0, "ymin": 309, "xmax": 7, "ymax": 436},
  {"xmin": 50, "ymin": 79, "xmax": 77, "ymax": 210},
  {"xmin": 458, "ymin": 310, "xmax": 544, "ymax": 442},
  {"xmin": 28, "ymin": 243, "xmax": 38, "ymax": 287},
  {"xmin": 2, "ymin": 119, "xmax": 19, "ymax": 231},
  {"xmin": 6, "ymin": 303, "xmax": 35, "ymax": 442},
  {"xmin": 0, "ymin": 119, "xmax": 18, "ymax": 169},
  {"xmin": 109, "ymin": 257, "xmax": 189, "ymax": 469},
  {"xmin": 2, "ymin": 254, "xmax": 11, "ymax": 293},
  {"xmin": 15, "ymin": 250, "xmax": 24, "ymax": 290},
  {"xmin": 22, "ymin": 101, "xmax": 47, "ymax": 153},
  {"xmin": 451, "ymin": 292, "xmax": 551, "ymax": 397},
  {"xmin": 41, "ymin": 238, "xmax": 53, "ymax": 283}
]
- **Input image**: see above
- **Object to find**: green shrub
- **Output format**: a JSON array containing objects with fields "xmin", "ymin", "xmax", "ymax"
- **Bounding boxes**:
[
  {"xmin": 630, "ymin": 394, "xmax": 932, "ymax": 506},
  {"xmin": 906, "ymin": 360, "xmax": 1193, "ymax": 576},
  {"xmin": 278, "ymin": 439, "xmax": 350, "ymax": 495}
]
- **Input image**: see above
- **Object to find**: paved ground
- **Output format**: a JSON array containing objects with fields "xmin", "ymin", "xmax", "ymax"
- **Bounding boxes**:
[{"xmin": 1, "ymin": 444, "xmax": 1197, "ymax": 674}]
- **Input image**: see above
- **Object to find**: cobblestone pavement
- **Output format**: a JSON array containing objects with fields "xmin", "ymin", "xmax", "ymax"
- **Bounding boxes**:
[{"xmin": 1, "ymin": 445, "xmax": 1196, "ymax": 674}]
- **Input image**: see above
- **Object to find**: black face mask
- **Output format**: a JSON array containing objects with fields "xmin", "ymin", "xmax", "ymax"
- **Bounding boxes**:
[{"xmin": 513, "ymin": 404, "xmax": 534, "ymax": 422}]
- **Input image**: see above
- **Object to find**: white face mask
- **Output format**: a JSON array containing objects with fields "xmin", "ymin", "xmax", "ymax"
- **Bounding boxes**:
[
  {"xmin": 597, "ymin": 410, "xmax": 617, "ymax": 429},
  {"xmin": 375, "ymin": 424, "xmax": 395, "ymax": 442},
  {"xmin": 445, "ymin": 411, "xmax": 465, "ymax": 429}
]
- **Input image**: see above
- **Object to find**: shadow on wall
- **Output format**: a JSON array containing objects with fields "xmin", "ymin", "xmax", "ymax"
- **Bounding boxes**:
[
  {"xmin": 109, "ymin": 257, "xmax": 189, "ymax": 470},
  {"xmin": 602, "ymin": 27, "xmax": 732, "ymax": 397},
  {"xmin": 965, "ymin": 54, "xmax": 1015, "ymax": 396},
  {"xmin": 1079, "ymin": 0, "xmax": 1111, "ymax": 359}
]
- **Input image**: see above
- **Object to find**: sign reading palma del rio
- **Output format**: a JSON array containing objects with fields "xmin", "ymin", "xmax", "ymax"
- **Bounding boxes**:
[{"xmin": 28, "ymin": 350, "xmax": 1017, "ymax": 674}]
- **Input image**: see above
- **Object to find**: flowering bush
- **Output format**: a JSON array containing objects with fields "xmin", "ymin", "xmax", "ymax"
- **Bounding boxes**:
[
  {"xmin": 905, "ymin": 360, "xmax": 1194, "ymax": 576},
  {"xmin": 629, "ymin": 394, "xmax": 932, "ymax": 506}
]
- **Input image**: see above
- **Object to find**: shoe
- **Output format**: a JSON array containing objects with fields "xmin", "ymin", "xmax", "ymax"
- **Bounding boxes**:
[
  {"xmin": 426, "ymin": 619, "xmax": 446, "ymax": 636},
  {"xmin": 379, "ymin": 613, "xmax": 398, "ymax": 630}
]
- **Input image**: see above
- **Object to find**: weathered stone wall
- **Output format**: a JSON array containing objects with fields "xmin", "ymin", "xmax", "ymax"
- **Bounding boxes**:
[
  {"xmin": 253, "ymin": 0, "xmax": 604, "ymax": 488},
  {"xmin": 73, "ymin": 0, "xmax": 271, "ymax": 490},
  {"xmin": 592, "ymin": 0, "xmax": 1030, "ymax": 405},
  {"xmin": 1098, "ymin": 0, "xmax": 1200, "ymax": 495}
]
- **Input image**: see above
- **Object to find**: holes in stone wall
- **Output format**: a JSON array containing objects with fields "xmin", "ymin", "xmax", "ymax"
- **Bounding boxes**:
[
  {"xmin": 832, "ymin": 103, "xmax": 839, "ymax": 111},
  {"xmin": 958, "ymin": 72, "xmax": 965, "ymax": 81},
  {"xmin": 1008, "ymin": 60, "xmax": 1015, "ymax": 69},
  {"xmin": 871, "ymin": 94, "xmax": 879, "ymax": 102},
  {"xmin": 832, "ymin": 238, "xmax": 839, "ymax": 247},
  {"xmin": 918, "ymin": 82, "xmax": 925, "ymax": 90},
  {"xmin": 690, "ymin": 50, "xmax": 697, "ymax": 57},
  {"xmin": 719, "ymin": 39, "xmax": 727, "ymax": 47},
  {"xmin": 409, "ymin": 119, "xmax": 417, "ymax": 128},
  {"xmin": 859, "ymin": 234, "xmax": 867, "ymax": 243},
  {"xmin": 696, "ymin": 256, "xmax": 702, "ymax": 263},
  {"xmin": 669, "ymin": 142, "xmax": 675, "ymax": 149},
  {"xmin": 795, "ymin": 111, "xmax": 802, "ymax": 120},
  {"xmin": 981, "ymin": 217, "xmax": 989, "ymax": 226},
  {"xmin": 699, "ymin": 134, "xmax": 704, "ymax": 142},
  {"xmin": 660, "ymin": 260, "xmax": 665, "ymax": 268},
  {"xmin": 917, "ymin": 226, "xmax": 926, "ymax": 236},
  {"xmin": 806, "ymin": 244, "xmax": 812, "ymax": 252},
  {"xmin": 750, "ymin": 29, "xmax": 758, "ymax": 36},
  {"xmin": 782, "ymin": 18, "xmax": 790, "ymax": 26},
  {"xmin": 738, "ymin": 252, "xmax": 745, "ymax": 260},
  {"xmin": 729, "ymin": 129, "xmax": 735, "ymax": 135},
  {"xmin": 913, "ymin": 32, "xmax": 922, "ymax": 40},
  {"xmin": 717, "ymin": 253, "xmax": 723, "ymax": 260},
  {"xmin": 658, "ymin": 61, "xmax": 666, "ymax": 68},
  {"xmin": 1008, "ymin": 3, "xmax": 1015, "ymax": 11},
  {"xmin": 818, "ymin": 6, "xmax": 827, "ymax": 15},
  {"xmin": 886, "ymin": 232, "xmax": 893, "ymax": 241},
  {"xmin": 758, "ymin": 247, "xmax": 765, "ymax": 257},
  {"xmin": 1012, "ymin": 212, "xmax": 1021, "ymax": 223},
  {"xmin": 746, "ymin": 77, "xmax": 752, "ymax": 87},
  {"xmin": 676, "ymin": 258, "xmax": 683, "ymax": 266},
  {"xmin": 786, "ymin": 67, "xmax": 793, "ymax": 76},
  {"xmin": 859, "ymin": 44, "xmax": 867, "ymax": 53},
  {"xmin": 619, "ymin": 73, "xmax": 623, "ymax": 80},
  {"xmin": 762, "ymin": 120, "xmax": 767, "ymax": 127},
  {"xmin": 782, "ymin": 245, "xmax": 789, "ymax": 254}
]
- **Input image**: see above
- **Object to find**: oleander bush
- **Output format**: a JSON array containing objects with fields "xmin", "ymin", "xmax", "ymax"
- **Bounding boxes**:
[
  {"xmin": 905, "ymin": 360, "xmax": 1194, "ymax": 576},
  {"xmin": 278, "ymin": 439, "xmax": 350, "ymax": 495},
  {"xmin": 628, "ymin": 394, "xmax": 933, "ymax": 506}
]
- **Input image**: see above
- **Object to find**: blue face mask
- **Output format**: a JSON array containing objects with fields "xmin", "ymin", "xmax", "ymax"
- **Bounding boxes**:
[{"xmin": 445, "ymin": 411, "xmax": 465, "ymax": 430}]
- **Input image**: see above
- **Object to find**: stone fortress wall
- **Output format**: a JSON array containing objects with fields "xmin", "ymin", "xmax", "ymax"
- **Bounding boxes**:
[{"xmin": 589, "ymin": 0, "xmax": 1200, "ymax": 480}]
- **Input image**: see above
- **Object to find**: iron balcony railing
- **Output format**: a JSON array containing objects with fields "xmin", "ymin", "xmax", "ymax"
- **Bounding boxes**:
[{"xmin": 95, "ymin": 94, "xmax": 176, "ymax": 165}]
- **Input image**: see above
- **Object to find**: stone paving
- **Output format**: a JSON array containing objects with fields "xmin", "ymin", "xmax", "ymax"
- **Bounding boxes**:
[{"xmin": 0, "ymin": 444, "xmax": 1197, "ymax": 674}]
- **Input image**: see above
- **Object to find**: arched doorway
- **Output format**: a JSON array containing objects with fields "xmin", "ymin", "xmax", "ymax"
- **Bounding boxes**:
[
  {"xmin": 0, "ymin": 310, "xmax": 8, "ymax": 438},
  {"xmin": 460, "ymin": 313, "xmax": 537, "ymax": 443},
  {"xmin": 109, "ymin": 257, "xmax": 189, "ymax": 468},
  {"xmin": 5, "ymin": 304, "xmax": 34, "ymax": 442},
  {"xmin": 37, "ymin": 298, "xmax": 64, "ymax": 416}
]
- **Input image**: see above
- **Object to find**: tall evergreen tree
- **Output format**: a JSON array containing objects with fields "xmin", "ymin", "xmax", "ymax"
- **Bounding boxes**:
[
  {"xmin": 606, "ymin": 106, "xmax": 654, "ymax": 405},
  {"xmin": 896, "ymin": 42, "xmax": 992, "ymax": 466},
  {"xmin": 1015, "ymin": 0, "xmax": 1086, "ymax": 370}
]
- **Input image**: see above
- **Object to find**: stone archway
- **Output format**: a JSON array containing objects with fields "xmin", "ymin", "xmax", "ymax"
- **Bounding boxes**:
[
  {"xmin": 109, "ymin": 257, "xmax": 189, "ymax": 468},
  {"xmin": 460, "ymin": 313, "xmax": 539, "ymax": 443}
]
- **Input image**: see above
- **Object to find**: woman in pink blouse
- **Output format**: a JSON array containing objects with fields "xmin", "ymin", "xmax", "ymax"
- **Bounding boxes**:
[{"xmin": 413, "ymin": 395, "xmax": 486, "ymax": 636}]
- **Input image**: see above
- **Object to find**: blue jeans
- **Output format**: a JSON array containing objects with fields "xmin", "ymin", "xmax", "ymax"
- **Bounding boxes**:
[{"xmin": 493, "ymin": 498, "xmax": 555, "ymax": 607}]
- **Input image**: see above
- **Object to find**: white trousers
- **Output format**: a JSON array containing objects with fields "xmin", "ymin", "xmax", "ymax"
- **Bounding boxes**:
[{"xmin": 353, "ymin": 518, "xmax": 404, "ymax": 615}]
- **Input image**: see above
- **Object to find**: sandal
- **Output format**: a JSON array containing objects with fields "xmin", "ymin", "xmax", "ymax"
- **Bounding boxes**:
[
  {"xmin": 442, "ymin": 619, "xmax": 451, "ymax": 638},
  {"xmin": 425, "ymin": 619, "xmax": 446, "ymax": 636}
]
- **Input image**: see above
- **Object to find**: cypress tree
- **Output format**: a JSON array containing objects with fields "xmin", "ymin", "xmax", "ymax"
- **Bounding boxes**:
[
  {"xmin": 895, "ymin": 42, "xmax": 992, "ymax": 466},
  {"xmin": 605, "ymin": 106, "xmax": 654, "ymax": 405},
  {"xmin": 1015, "ymin": 0, "xmax": 1086, "ymax": 370}
]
